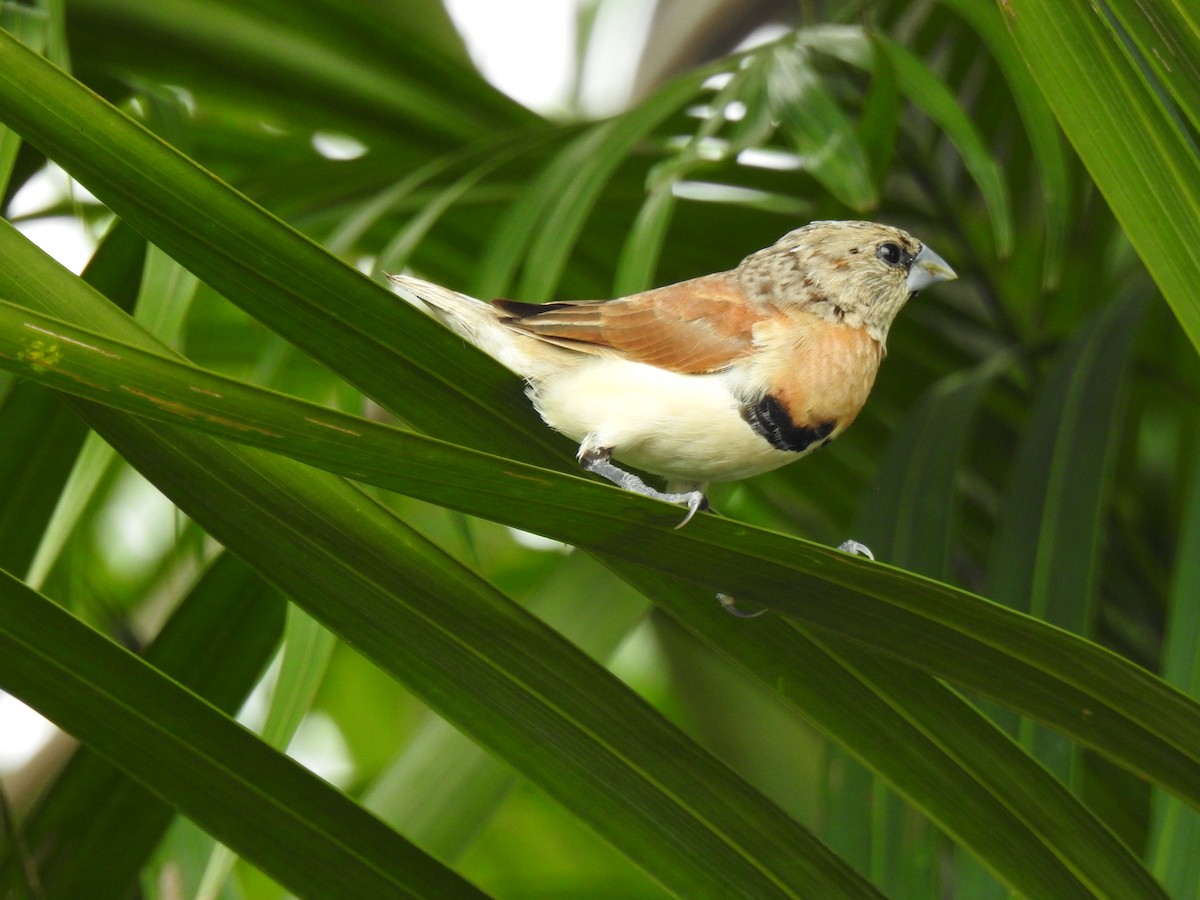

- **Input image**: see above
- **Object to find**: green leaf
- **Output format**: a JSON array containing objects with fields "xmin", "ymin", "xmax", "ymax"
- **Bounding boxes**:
[
  {"xmin": 989, "ymin": 295, "xmax": 1145, "ymax": 624},
  {"xmin": 680, "ymin": 597, "xmax": 1168, "ymax": 899},
  {"xmin": 363, "ymin": 553, "xmax": 650, "ymax": 862},
  {"xmin": 988, "ymin": 294, "xmax": 1145, "ymax": 782},
  {"xmin": 0, "ymin": 3, "xmax": 42, "ymax": 196},
  {"xmin": 767, "ymin": 44, "xmax": 877, "ymax": 212},
  {"xmin": 194, "ymin": 604, "xmax": 336, "ymax": 900},
  {"xmin": 935, "ymin": 0, "xmax": 1070, "ymax": 287},
  {"xmin": 0, "ymin": 569, "xmax": 483, "ymax": 900},
  {"xmin": 0, "ymin": 553, "xmax": 286, "ymax": 900},
  {"xmin": 66, "ymin": 0, "xmax": 534, "ymax": 145},
  {"xmin": 613, "ymin": 185, "xmax": 677, "ymax": 297},
  {"xmin": 510, "ymin": 69, "xmax": 710, "ymax": 300},
  {"xmin": 0, "ymin": 26, "xmax": 559, "ymax": 464},
  {"xmin": 1149, "ymin": 442, "xmax": 1200, "ymax": 896},
  {"xmin": 1102, "ymin": 0, "xmax": 1200, "ymax": 137},
  {"xmin": 999, "ymin": 0, "xmax": 1200, "ymax": 351},
  {"xmin": 856, "ymin": 35, "xmax": 900, "ymax": 192},
  {"xmin": 846, "ymin": 360, "xmax": 1010, "ymax": 897},
  {"xmin": 0, "ymin": 381, "xmax": 88, "ymax": 576},
  {"xmin": 857, "ymin": 359, "xmax": 1007, "ymax": 577},
  {"xmin": 81, "ymin": 413, "xmax": 883, "ymax": 899}
]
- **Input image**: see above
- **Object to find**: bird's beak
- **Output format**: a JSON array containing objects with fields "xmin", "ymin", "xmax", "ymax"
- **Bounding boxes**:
[{"xmin": 906, "ymin": 245, "xmax": 957, "ymax": 292}]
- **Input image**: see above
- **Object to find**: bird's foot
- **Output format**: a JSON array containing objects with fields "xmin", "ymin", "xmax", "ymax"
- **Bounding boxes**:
[
  {"xmin": 836, "ymin": 540, "xmax": 875, "ymax": 560},
  {"xmin": 579, "ymin": 447, "xmax": 707, "ymax": 528}
]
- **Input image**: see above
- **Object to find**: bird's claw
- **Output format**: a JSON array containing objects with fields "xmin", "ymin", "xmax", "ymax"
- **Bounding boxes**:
[
  {"xmin": 674, "ymin": 490, "xmax": 707, "ymax": 529},
  {"xmin": 837, "ymin": 540, "xmax": 875, "ymax": 560}
]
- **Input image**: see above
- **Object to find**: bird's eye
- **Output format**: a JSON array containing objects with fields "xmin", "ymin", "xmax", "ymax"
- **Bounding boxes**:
[{"xmin": 876, "ymin": 242, "xmax": 905, "ymax": 266}]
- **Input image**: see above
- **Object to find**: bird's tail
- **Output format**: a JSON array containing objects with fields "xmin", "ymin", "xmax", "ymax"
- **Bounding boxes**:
[{"xmin": 389, "ymin": 274, "xmax": 552, "ymax": 377}]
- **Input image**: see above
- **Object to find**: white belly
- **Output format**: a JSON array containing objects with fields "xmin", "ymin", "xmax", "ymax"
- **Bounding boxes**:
[{"xmin": 528, "ymin": 358, "xmax": 800, "ymax": 484}]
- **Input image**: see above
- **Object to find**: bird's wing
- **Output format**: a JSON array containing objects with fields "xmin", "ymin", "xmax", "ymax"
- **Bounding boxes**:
[{"xmin": 491, "ymin": 275, "xmax": 764, "ymax": 375}]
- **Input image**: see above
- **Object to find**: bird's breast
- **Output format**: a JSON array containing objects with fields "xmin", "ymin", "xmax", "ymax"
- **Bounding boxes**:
[{"xmin": 747, "ymin": 314, "xmax": 884, "ymax": 439}]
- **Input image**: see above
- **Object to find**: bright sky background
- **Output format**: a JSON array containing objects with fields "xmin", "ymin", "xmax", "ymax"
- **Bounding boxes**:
[
  {"xmin": 0, "ymin": 2, "xmax": 599, "ymax": 784},
  {"xmin": 445, "ymin": 0, "xmax": 655, "ymax": 116},
  {"xmin": 444, "ymin": 0, "xmax": 579, "ymax": 112}
]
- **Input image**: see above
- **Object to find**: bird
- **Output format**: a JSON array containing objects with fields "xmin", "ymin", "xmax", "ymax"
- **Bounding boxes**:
[{"xmin": 390, "ymin": 220, "xmax": 956, "ymax": 527}]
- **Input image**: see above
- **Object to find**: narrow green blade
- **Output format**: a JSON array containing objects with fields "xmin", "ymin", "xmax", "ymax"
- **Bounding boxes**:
[{"xmin": 0, "ymin": 570, "xmax": 487, "ymax": 900}]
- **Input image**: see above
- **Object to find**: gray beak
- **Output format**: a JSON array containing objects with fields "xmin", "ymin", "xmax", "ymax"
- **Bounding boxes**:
[{"xmin": 906, "ymin": 245, "xmax": 957, "ymax": 292}]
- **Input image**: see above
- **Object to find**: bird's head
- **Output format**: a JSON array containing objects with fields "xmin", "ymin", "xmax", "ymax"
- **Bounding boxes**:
[{"xmin": 737, "ymin": 220, "xmax": 957, "ymax": 346}]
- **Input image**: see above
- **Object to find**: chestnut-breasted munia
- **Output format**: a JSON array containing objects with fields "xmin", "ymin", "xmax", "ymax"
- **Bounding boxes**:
[{"xmin": 391, "ymin": 220, "xmax": 956, "ymax": 526}]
